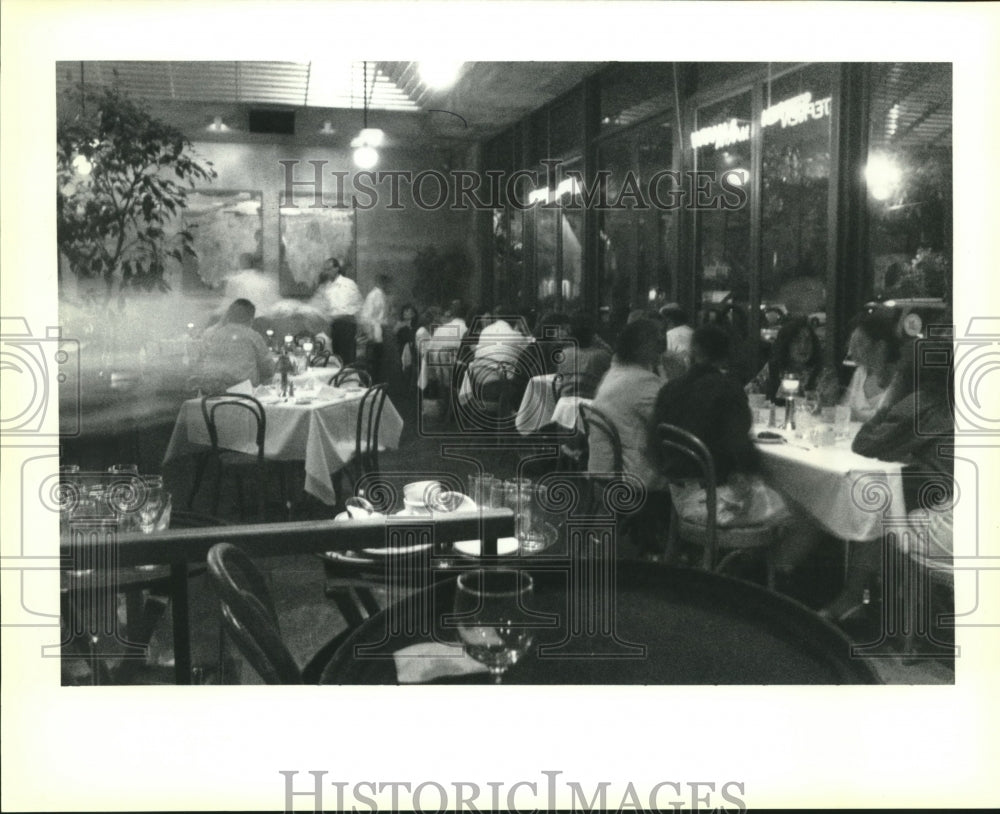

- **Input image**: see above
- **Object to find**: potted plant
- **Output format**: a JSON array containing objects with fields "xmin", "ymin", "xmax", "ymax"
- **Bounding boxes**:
[{"xmin": 57, "ymin": 83, "xmax": 217, "ymax": 296}]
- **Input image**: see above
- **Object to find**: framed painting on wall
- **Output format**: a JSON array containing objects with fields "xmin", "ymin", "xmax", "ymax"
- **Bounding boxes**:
[{"xmin": 278, "ymin": 206, "xmax": 356, "ymax": 297}]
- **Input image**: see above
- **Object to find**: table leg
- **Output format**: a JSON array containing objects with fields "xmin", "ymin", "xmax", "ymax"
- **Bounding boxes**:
[{"xmin": 170, "ymin": 561, "xmax": 192, "ymax": 685}]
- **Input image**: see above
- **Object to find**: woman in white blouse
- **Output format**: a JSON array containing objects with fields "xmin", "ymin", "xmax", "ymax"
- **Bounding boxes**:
[{"xmin": 842, "ymin": 309, "xmax": 899, "ymax": 422}]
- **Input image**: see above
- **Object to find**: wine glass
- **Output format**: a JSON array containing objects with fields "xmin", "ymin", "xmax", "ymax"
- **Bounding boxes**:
[{"xmin": 453, "ymin": 569, "xmax": 535, "ymax": 683}]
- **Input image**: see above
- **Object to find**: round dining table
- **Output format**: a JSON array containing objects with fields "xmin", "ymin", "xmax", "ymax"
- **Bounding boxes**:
[{"xmin": 320, "ymin": 560, "xmax": 879, "ymax": 685}]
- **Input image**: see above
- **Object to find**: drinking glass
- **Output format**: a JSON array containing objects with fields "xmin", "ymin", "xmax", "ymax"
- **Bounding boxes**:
[
  {"xmin": 834, "ymin": 404, "xmax": 852, "ymax": 439},
  {"xmin": 453, "ymin": 569, "xmax": 535, "ymax": 683},
  {"xmin": 467, "ymin": 473, "xmax": 495, "ymax": 507},
  {"xmin": 505, "ymin": 478, "xmax": 533, "ymax": 545},
  {"xmin": 802, "ymin": 390, "xmax": 820, "ymax": 416},
  {"xmin": 154, "ymin": 492, "xmax": 173, "ymax": 532},
  {"xmin": 137, "ymin": 487, "xmax": 166, "ymax": 534},
  {"xmin": 488, "ymin": 479, "xmax": 506, "ymax": 510}
]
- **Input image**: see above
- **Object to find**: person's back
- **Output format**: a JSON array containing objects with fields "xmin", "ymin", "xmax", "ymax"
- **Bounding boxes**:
[
  {"xmin": 588, "ymin": 319, "xmax": 665, "ymax": 490},
  {"xmin": 196, "ymin": 299, "xmax": 274, "ymax": 389},
  {"xmin": 557, "ymin": 344, "xmax": 611, "ymax": 396},
  {"xmin": 654, "ymin": 361, "xmax": 755, "ymax": 483}
]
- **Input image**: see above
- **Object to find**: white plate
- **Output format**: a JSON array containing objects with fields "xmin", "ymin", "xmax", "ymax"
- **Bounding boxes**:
[{"xmin": 452, "ymin": 536, "xmax": 520, "ymax": 556}]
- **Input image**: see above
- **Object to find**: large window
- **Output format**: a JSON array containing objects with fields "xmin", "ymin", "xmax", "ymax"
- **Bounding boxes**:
[
  {"xmin": 865, "ymin": 63, "xmax": 952, "ymax": 302},
  {"xmin": 597, "ymin": 115, "xmax": 675, "ymax": 334},
  {"xmin": 694, "ymin": 92, "xmax": 753, "ymax": 335},
  {"xmin": 760, "ymin": 64, "xmax": 832, "ymax": 323}
]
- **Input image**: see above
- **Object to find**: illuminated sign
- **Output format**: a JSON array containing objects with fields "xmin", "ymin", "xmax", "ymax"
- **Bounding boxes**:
[
  {"xmin": 690, "ymin": 118, "xmax": 751, "ymax": 150},
  {"xmin": 692, "ymin": 91, "xmax": 832, "ymax": 151},
  {"xmin": 761, "ymin": 92, "xmax": 831, "ymax": 129}
]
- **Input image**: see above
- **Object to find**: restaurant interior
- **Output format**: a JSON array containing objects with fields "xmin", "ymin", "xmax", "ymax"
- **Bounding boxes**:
[{"xmin": 51, "ymin": 60, "xmax": 956, "ymax": 686}]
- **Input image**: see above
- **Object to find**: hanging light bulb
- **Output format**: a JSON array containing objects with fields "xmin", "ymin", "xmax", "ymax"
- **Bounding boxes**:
[
  {"xmin": 353, "ymin": 144, "xmax": 379, "ymax": 170},
  {"xmin": 352, "ymin": 62, "xmax": 383, "ymax": 169}
]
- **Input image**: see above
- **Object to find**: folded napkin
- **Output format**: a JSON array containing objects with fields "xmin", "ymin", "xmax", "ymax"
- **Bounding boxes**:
[
  {"xmin": 316, "ymin": 384, "xmax": 340, "ymax": 400},
  {"xmin": 394, "ymin": 642, "xmax": 489, "ymax": 683},
  {"xmin": 227, "ymin": 379, "xmax": 254, "ymax": 396}
]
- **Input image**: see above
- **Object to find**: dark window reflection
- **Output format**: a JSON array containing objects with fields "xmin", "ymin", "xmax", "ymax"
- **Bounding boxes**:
[
  {"xmin": 695, "ymin": 91, "xmax": 752, "ymax": 372},
  {"xmin": 760, "ymin": 63, "xmax": 833, "ymax": 349}
]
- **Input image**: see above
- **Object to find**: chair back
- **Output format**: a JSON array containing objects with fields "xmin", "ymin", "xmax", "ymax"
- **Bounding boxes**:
[
  {"xmin": 331, "ymin": 365, "xmax": 372, "ymax": 388},
  {"xmin": 356, "ymin": 383, "xmax": 388, "ymax": 476},
  {"xmin": 207, "ymin": 542, "xmax": 302, "ymax": 684},
  {"xmin": 200, "ymin": 394, "xmax": 266, "ymax": 464},
  {"xmin": 656, "ymin": 422, "xmax": 718, "ymax": 569},
  {"xmin": 468, "ymin": 360, "xmax": 517, "ymax": 419},
  {"xmin": 553, "ymin": 371, "xmax": 601, "ymax": 400},
  {"xmin": 578, "ymin": 402, "xmax": 624, "ymax": 474}
]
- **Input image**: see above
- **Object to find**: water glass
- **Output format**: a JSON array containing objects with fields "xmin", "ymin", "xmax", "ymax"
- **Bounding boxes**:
[
  {"xmin": 834, "ymin": 405, "xmax": 851, "ymax": 439},
  {"xmin": 488, "ymin": 478, "xmax": 506, "ymax": 510},
  {"xmin": 138, "ymin": 487, "xmax": 166, "ymax": 534},
  {"xmin": 504, "ymin": 478, "xmax": 534, "ymax": 545},
  {"xmin": 155, "ymin": 493, "xmax": 173, "ymax": 532},
  {"xmin": 467, "ymin": 473, "xmax": 495, "ymax": 507},
  {"xmin": 756, "ymin": 403, "xmax": 773, "ymax": 427}
]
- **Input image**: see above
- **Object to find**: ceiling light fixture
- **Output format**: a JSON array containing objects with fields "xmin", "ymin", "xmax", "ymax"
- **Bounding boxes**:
[
  {"xmin": 352, "ymin": 62, "xmax": 383, "ymax": 169},
  {"xmin": 419, "ymin": 60, "xmax": 463, "ymax": 90}
]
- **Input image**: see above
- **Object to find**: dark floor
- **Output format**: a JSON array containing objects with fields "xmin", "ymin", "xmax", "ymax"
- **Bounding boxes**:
[{"xmin": 60, "ymin": 396, "xmax": 956, "ymax": 686}]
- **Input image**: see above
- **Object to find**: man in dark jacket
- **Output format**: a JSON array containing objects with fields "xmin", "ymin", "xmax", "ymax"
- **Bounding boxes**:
[{"xmin": 652, "ymin": 323, "xmax": 757, "ymax": 482}]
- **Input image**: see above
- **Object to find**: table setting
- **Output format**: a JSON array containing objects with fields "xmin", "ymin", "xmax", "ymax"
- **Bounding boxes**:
[
  {"xmin": 163, "ymin": 378, "xmax": 403, "ymax": 506},
  {"xmin": 327, "ymin": 475, "xmax": 560, "ymax": 559},
  {"xmin": 748, "ymin": 389, "xmax": 908, "ymax": 541}
]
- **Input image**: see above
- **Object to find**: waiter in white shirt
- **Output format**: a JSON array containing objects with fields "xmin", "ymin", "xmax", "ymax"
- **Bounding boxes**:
[
  {"xmin": 315, "ymin": 257, "xmax": 363, "ymax": 364},
  {"xmin": 358, "ymin": 273, "xmax": 390, "ymax": 382}
]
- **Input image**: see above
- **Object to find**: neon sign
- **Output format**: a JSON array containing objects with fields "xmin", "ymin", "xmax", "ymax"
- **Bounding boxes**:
[
  {"xmin": 761, "ymin": 92, "xmax": 831, "ymax": 129},
  {"xmin": 691, "ymin": 91, "xmax": 833, "ymax": 150},
  {"xmin": 690, "ymin": 118, "xmax": 750, "ymax": 150}
]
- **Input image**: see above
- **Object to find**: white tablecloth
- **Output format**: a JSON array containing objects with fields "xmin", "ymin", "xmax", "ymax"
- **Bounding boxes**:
[
  {"xmin": 514, "ymin": 374, "xmax": 557, "ymax": 434},
  {"xmin": 514, "ymin": 374, "xmax": 591, "ymax": 435},
  {"xmin": 163, "ymin": 389, "xmax": 404, "ymax": 505},
  {"xmin": 755, "ymin": 424, "xmax": 906, "ymax": 541}
]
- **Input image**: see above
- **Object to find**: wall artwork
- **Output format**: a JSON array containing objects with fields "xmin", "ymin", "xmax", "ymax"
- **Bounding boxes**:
[
  {"xmin": 180, "ymin": 190, "xmax": 263, "ymax": 291},
  {"xmin": 279, "ymin": 207, "xmax": 356, "ymax": 297}
]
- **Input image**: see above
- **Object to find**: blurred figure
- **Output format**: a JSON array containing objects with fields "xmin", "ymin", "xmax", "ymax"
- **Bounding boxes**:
[
  {"xmin": 652, "ymin": 324, "xmax": 789, "ymax": 540},
  {"xmin": 358, "ymin": 273, "xmax": 390, "ymax": 381},
  {"xmin": 528, "ymin": 311, "xmax": 571, "ymax": 375},
  {"xmin": 590, "ymin": 318, "xmax": 666, "ymax": 491},
  {"xmin": 556, "ymin": 312, "xmax": 612, "ymax": 398},
  {"xmin": 194, "ymin": 298, "xmax": 275, "ymax": 392},
  {"xmin": 842, "ymin": 309, "xmax": 899, "ymax": 422},
  {"xmin": 589, "ymin": 317, "xmax": 668, "ymax": 557},
  {"xmin": 659, "ymin": 303, "xmax": 693, "ymax": 379},
  {"xmin": 822, "ymin": 336, "xmax": 955, "ymax": 621},
  {"xmin": 314, "ymin": 257, "xmax": 363, "ymax": 364},
  {"xmin": 394, "ymin": 303, "xmax": 419, "ymax": 376}
]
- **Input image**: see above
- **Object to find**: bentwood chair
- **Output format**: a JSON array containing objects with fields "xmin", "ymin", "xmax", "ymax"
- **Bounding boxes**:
[
  {"xmin": 656, "ymin": 422, "xmax": 782, "ymax": 588},
  {"xmin": 330, "ymin": 365, "xmax": 372, "ymax": 388},
  {"xmin": 207, "ymin": 543, "xmax": 349, "ymax": 684},
  {"xmin": 189, "ymin": 394, "xmax": 291, "ymax": 521}
]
